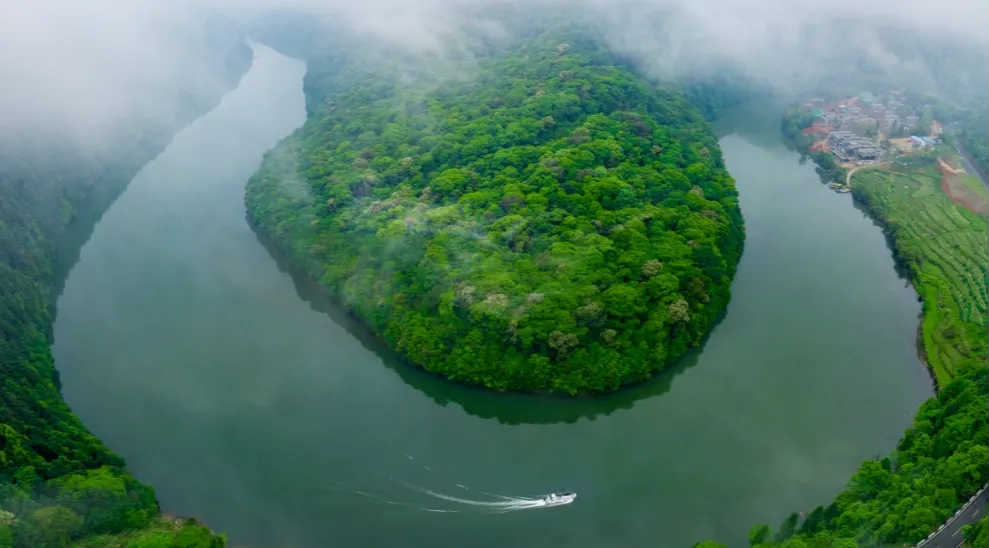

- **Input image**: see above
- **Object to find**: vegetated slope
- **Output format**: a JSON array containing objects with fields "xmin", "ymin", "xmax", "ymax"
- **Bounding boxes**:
[
  {"xmin": 677, "ymin": 68, "xmax": 769, "ymax": 122},
  {"xmin": 0, "ymin": 157, "xmax": 229, "ymax": 548},
  {"xmin": 246, "ymin": 28, "xmax": 744, "ymax": 394},
  {"xmin": 699, "ymin": 159, "xmax": 988, "ymax": 548},
  {"xmin": 0, "ymin": 24, "xmax": 250, "ymax": 548}
]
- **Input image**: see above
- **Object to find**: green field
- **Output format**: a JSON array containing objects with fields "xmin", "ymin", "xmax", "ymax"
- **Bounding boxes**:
[{"xmin": 851, "ymin": 166, "xmax": 988, "ymax": 385}]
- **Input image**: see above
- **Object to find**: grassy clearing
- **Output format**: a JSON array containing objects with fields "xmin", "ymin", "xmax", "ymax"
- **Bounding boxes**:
[{"xmin": 851, "ymin": 166, "xmax": 988, "ymax": 386}]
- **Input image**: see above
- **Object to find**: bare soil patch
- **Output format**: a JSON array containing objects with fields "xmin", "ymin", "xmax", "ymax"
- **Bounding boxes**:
[{"xmin": 940, "ymin": 168, "xmax": 989, "ymax": 216}]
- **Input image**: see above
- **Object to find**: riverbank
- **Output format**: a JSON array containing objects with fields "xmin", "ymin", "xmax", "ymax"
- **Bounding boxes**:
[
  {"xmin": 0, "ymin": 28, "xmax": 251, "ymax": 547},
  {"xmin": 849, "ymin": 163, "xmax": 988, "ymax": 387},
  {"xmin": 715, "ymin": 119, "xmax": 988, "ymax": 548},
  {"xmin": 53, "ymin": 74, "xmax": 930, "ymax": 548},
  {"xmin": 245, "ymin": 28, "xmax": 745, "ymax": 395},
  {"xmin": 780, "ymin": 102, "xmax": 985, "ymax": 387}
]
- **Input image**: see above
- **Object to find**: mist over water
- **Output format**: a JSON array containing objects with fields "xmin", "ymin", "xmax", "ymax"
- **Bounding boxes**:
[
  {"xmin": 52, "ymin": 49, "xmax": 930, "ymax": 547},
  {"xmin": 2, "ymin": 0, "xmax": 986, "ymax": 153},
  {"xmin": 4, "ymin": 0, "xmax": 980, "ymax": 545}
]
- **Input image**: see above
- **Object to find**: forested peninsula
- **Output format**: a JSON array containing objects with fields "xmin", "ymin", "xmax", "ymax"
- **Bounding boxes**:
[
  {"xmin": 0, "ymin": 21, "xmax": 250, "ymax": 547},
  {"xmin": 246, "ymin": 27, "xmax": 745, "ymax": 394}
]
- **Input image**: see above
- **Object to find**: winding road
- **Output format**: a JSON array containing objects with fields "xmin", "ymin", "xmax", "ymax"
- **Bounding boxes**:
[{"xmin": 916, "ymin": 484, "xmax": 989, "ymax": 548}]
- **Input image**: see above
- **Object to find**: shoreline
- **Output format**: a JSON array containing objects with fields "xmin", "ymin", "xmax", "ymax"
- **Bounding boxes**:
[
  {"xmin": 781, "ymin": 110, "xmax": 942, "ymax": 391},
  {"xmin": 246, "ymin": 216, "xmax": 733, "ymax": 400},
  {"xmin": 241, "ymin": 41, "xmax": 747, "ymax": 397},
  {"xmin": 833, "ymin": 157, "xmax": 943, "ymax": 391}
]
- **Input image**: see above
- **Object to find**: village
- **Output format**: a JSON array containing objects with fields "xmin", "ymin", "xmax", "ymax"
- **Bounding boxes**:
[{"xmin": 797, "ymin": 92, "xmax": 944, "ymax": 193}]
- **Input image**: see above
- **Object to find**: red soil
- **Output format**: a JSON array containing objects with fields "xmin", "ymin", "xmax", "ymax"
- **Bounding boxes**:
[{"xmin": 940, "ymin": 173, "xmax": 985, "ymax": 215}]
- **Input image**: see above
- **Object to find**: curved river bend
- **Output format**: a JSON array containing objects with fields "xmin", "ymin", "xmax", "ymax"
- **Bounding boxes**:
[{"xmin": 53, "ymin": 45, "xmax": 931, "ymax": 547}]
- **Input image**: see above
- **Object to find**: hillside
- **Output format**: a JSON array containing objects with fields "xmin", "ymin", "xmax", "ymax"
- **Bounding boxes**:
[
  {"xmin": 0, "ymin": 22, "xmax": 251, "ymax": 547},
  {"xmin": 245, "ymin": 27, "xmax": 744, "ymax": 394}
]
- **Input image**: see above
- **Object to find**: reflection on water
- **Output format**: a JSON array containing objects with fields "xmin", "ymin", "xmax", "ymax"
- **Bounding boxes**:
[
  {"xmin": 250, "ymin": 223, "xmax": 714, "ymax": 425},
  {"xmin": 52, "ymin": 46, "xmax": 933, "ymax": 548}
]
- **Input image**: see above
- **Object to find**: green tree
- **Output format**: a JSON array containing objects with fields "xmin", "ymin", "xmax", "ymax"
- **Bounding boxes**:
[
  {"xmin": 963, "ymin": 516, "xmax": 987, "ymax": 548},
  {"xmin": 18, "ymin": 506, "xmax": 83, "ymax": 548},
  {"xmin": 748, "ymin": 524, "xmax": 772, "ymax": 546},
  {"xmin": 246, "ymin": 23, "xmax": 744, "ymax": 394},
  {"xmin": 693, "ymin": 542, "xmax": 727, "ymax": 548}
]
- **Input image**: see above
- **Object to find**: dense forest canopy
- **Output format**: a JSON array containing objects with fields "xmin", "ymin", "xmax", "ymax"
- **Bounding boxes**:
[
  {"xmin": 246, "ymin": 25, "xmax": 744, "ymax": 394},
  {"xmin": 0, "ymin": 4, "xmax": 982, "ymax": 546}
]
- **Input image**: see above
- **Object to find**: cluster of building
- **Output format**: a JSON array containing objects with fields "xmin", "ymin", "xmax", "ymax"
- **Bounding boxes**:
[
  {"xmin": 910, "ymin": 136, "xmax": 939, "ymax": 150},
  {"xmin": 800, "ymin": 92, "xmax": 943, "ymax": 166},
  {"xmin": 827, "ymin": 132, "xmax": 882, "ymax": 164},
  {"xmin": 803, "ymin": 93, "xmax": 927, "ymax": 135}
]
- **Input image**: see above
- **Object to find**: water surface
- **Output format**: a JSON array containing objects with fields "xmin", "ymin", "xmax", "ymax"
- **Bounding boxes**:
[{"xmin": 54, "ymin": 47, "xmax": 932, "ymax": 548}]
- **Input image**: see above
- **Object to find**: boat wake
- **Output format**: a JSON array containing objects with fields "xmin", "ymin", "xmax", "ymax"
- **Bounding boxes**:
[
  {"xmin": 391, "ymin": 477, "xmax": 576, "ymax": 513},
  {"xmin": 303, "ymin": 452, "xmax": 576, "ymax": 514}
]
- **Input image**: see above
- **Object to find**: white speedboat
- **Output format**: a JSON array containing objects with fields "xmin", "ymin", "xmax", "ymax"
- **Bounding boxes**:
[{"xmin": 541, "ymin": 492, "xmax": 577, "ymax": 507}]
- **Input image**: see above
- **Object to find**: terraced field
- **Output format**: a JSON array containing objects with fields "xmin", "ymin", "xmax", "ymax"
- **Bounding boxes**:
[{"xmin": 851, "ymin": 166, "xmax": 988, "ymax": 385}]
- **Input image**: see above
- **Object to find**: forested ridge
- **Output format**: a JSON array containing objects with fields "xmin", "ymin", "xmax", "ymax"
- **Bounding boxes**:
[
  {"xmin": 246, "ymin": 26, "xmax": 744, "ymax": 394},
  {"xmin": 0, "ymin": 24, "xmax": 250, "ymax": 547},
  {"xmin": 0, "ymin": 153, "xmax": 229, "ymax": 548}
]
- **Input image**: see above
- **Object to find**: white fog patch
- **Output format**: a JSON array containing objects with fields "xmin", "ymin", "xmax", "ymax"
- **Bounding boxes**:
[{"xmin": 1, "ymin": 0, "xmax": 984, "ymax": 161}]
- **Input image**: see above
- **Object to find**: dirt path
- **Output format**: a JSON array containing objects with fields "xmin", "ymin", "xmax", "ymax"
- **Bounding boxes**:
[
  {"xmin": 937, "ymin": 157, "xmax": 964, "ymax": 175},
  {"xmin": 846, "ymin": 162, "xmax": 891, "ymax": 186}
]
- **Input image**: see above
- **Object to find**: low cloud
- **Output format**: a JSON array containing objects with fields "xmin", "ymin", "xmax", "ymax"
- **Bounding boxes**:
[
  {"xmin": 0, "ymin": 0, "xmax": 985, "ymax": 152},
  {"xmin": 0, "ymin": 0, "xmax": 239, "ymax": 151}
]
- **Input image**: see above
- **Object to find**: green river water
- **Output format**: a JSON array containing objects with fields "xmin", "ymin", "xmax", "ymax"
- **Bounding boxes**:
[{"xmin": 52, "ymin": 44, "xmax": 932, "ymax": 547}]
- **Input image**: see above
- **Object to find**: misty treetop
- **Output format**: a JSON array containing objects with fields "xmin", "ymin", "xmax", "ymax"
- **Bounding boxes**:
[
  {"xmin": 0, "ymin": 150, "xmax": 231, "ymax": 548},
  {"xmin": 246, "ymin": 27, "xmax": 744, "ymax": 394}
]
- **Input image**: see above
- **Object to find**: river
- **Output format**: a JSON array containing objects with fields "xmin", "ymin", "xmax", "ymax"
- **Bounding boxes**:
[{"xmin": 53, "ymin": 45, "xmax": 932, "ymax": 548}]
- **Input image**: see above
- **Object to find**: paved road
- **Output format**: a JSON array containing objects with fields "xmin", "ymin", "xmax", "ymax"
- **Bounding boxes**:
[
  {"xmin": 954, "ymin": 144, "xmax": 988, "ymax": 187},
  {"xmin": 917, "ymin": 484, "xmax": 989, "ymax": 548}
]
